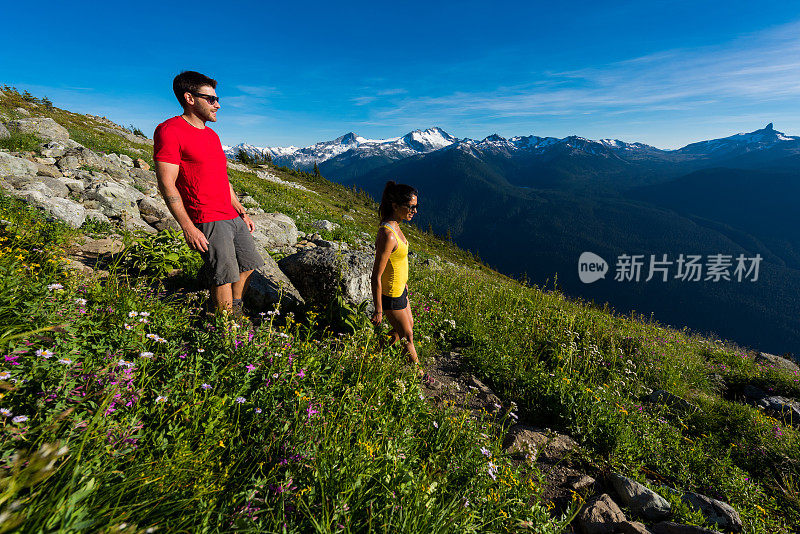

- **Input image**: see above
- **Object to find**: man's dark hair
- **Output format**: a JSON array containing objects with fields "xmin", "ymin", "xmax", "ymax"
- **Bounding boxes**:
[{"xmin": 173, "ymin": 71, "xmax": 217, "ymax": 108}]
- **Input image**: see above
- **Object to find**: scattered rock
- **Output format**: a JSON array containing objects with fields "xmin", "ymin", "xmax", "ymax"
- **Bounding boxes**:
[
  {"xmin": 40, "ymin": 141, "xmax": 66, "ymax": 158},
  {"xmin": 137, "ymin": 196, "xmax": 177, "ymax": 231},
  {"xmin": 609, "ymin": 472, "xmax": 671, "ymax": 520},
  {"xmin": 134, "ymin": 158, "xmax": 150, "ymax": 171},
  {"xmin": 57, "ymin": 155, "xmax": 80, "ymax": 171},
  {"xmin": 503, "ymin": 425, "xmax": 578, "ymax": 463},
  {"xmin": 0, "ymin": 152, "xmax": 38, "ymax": 176},
  {"xmin": 343, "ymin": 214, "xmax": 354, "ymax": 221},
  {"xmin": 8, "ymin": 176, "xmax": 70, "ymax": 198},
  {"xmin": 77, "ymin": 237, "xmax": 124, "ymax": 255},
  {"xmin": 576, "ymin": 494, "xmax": 626, "ymax": 534},
  {"xmin": 6, "ymin": 117, "xmax": 70, "ymax": 143},
  {"xmin": 84, "ymin": 210, "xmax": 110, "ymax": 224},
  {"xmin": 682, "ymin": 493, "xmax": 742, "ymax": 532},
  {"xmin": 122, "ymin": 215, "xmax": 157, "ymax": 234},
  {"xmin": 119, "ymin": 154, "xmax": 134, "ymax": 167},
  {"xmin": 35, "ymin": 163, "xmax": 62, "ymax": 178},
  {"xmin": 85, "ymin": 181, "xmax": 143, "ymax": 219},
  {"xmin": 278, "ymin": 247, "xmax": 373, "ymax": 310},
  {"xmin": 14, "ymin": 107, "xmax": 30, "ymax": 116},
  {"xmin": 312, "ymin": 219, "xmax": 339, "ymax": 232},
  {"xmin": 651, "ymin": 522, "xmax": 722, "ymax": 534},
  {"xmin": 0, "ymin": 123, "xmax": 10, "ymax": 140}
]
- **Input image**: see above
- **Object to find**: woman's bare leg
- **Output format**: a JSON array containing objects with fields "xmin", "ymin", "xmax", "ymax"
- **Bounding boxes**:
[{"xmin": 384, "ymin": 304, "xmax": 419, "ymax": 365}]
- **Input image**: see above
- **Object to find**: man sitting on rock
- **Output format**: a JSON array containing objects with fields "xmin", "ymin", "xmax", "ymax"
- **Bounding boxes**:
[{"xmin": 153, "ymin": 71, "xmax": 263, "ymax": 315}]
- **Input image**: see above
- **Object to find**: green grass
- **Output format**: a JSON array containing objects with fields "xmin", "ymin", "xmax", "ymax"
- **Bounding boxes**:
[
  {"xmin": 0, "ymin": 130, "xmax": 43, "ymax": 153},
  {"xmin": 409, "ymin": 264, "xmax": 800, "ymax": 532},
  {"xmin": 0, "ymin": 194, "xmax": 569, "ymax": 532}
]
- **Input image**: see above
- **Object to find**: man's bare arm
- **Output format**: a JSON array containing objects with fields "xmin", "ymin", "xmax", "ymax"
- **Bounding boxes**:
[{"xmin": 155, "ymin": 161, "xmax": 209, "ymax": 252}]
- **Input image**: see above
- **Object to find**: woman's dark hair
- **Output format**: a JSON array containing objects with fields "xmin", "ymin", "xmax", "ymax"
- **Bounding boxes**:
[{"xmin": 379, "ymin": 181, "xmax": 418, "ymax": 221}]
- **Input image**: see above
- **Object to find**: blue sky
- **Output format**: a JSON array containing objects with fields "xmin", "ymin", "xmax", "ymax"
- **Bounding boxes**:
[{"xmin": 3, "ymin": 0, "xmax": 800, "ymax": 149}]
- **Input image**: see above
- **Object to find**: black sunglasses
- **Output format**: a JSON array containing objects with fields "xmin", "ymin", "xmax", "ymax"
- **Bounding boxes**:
[
  {"xmin": 405, "ymin": 204, "xmax": 418, "ymax": 211},
  {"xmin": 191, "ymin": 92, "xmax": 220, "ymax": 104}
]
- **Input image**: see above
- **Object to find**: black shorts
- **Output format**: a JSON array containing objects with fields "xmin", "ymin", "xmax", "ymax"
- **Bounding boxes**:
[
  {"xmin": 381, "ymin": 287, "xmax": 408, "ymax": 311},
  {"xmin": 197, "ymin": 216, "xmax": 265, "ymax": 286}
]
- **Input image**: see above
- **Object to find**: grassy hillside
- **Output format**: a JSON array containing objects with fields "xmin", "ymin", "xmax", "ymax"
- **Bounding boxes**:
[{"xmin": 1, "ymin": 88, "xmax": 799, "ymax": 532}]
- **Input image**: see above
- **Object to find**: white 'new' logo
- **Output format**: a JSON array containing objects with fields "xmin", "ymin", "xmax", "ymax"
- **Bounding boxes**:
[{"xmin": 578, "ymin": 252, "xmax": 608, "ymax": 283}]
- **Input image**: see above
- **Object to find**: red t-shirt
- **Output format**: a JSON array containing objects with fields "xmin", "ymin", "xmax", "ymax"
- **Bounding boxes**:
[{"xmin": 153, "ymin": 116, "xmax": 238, "ymax": 224}]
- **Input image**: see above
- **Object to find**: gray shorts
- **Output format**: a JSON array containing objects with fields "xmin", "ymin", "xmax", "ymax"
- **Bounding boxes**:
[{"xmin": 197, "ymin": 216, "xmax": 265, "ymax": 287}]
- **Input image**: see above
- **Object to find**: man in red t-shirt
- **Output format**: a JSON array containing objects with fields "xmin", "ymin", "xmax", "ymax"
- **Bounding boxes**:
[{"xmin": 153, "ymin": 71, "xmax": 264, "ymax": 314}]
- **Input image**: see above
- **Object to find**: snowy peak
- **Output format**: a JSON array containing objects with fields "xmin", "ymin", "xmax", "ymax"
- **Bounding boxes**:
[
  {"xmin": 335, "ymin": 132, "xmax": 360, "ymax": 145},
  {"xmin": 401, "ymin": 127, "xmax": 456, "ymax": 151},
  {"xmin": 677, "ymin": 123, "xmax": 800, "ymax": 155}
]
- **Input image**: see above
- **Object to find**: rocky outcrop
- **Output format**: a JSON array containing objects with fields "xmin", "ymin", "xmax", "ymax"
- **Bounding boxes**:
[
  {"xmin": 245, "ymin": 256, "xmax": 305, "ymax": 312},
  {"xmin": 682, "ymin": 492, "xmax": 742, "ymax": 532},
  {"xmin": 278, "ymin": 248, "xmax": 373, "ymax": 309},
  {"xmin": 609, "ymin": 472, "xmax": 671, "ymax": 520}
]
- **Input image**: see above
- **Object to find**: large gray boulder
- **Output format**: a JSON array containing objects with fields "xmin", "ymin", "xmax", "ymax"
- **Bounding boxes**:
[
  {"xmin": 609, "ymin": 472, "xmax": 671, "ymax": 520},
  {"xmin": 245, "ymin": 255, "xmax": 305, "ymax": 313},
  {"xmin": 0, "ymin": 152, "xmax": 38, "ymax": 176},
  {"xmin": 278, "ymin": 248, "xmax": 373, "ymax": 309},
  {"xmin": 250, "ymin": 212, "xmax": 298, "ymax": 250},
  {"xmin": 5, "ymin": 117, "xmax": 70, "ymax": 143},
  {"xmin": 682, "ymin": 493, "xmax": 742, "ymax": 532},
  {"xmin": 0, "ymin": 123, "xmax": 10, "ymax": 140}
]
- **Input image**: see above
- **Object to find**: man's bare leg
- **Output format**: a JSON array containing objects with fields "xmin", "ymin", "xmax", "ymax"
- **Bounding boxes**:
[
  {"xmin": 212, "ymin": 282, "xmax": 233, "ymax": 311},
  {"xmin": 231, "ymin": 269, "xmax": 254, "ymax": 301}
]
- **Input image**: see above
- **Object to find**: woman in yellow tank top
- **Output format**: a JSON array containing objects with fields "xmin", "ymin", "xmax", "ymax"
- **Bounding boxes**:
[{"xmin": 371, "ymin": 181, "xmax": 420, "ymax": 366}]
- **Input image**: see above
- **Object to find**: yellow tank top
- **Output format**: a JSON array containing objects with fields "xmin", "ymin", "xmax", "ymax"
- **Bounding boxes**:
[{"xmin": 380, "ymin": 223, "xmax": 409, "ymax": 297}]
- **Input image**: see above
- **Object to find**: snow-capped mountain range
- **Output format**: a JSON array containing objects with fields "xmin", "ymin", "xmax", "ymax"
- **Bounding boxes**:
[
  {"xmin": 224, "ymin": 127, "xmax": 456, "ymax": 169},
  {"xmin": 223, "ymin": 123, "xmax": 800, "ymax": 173}
]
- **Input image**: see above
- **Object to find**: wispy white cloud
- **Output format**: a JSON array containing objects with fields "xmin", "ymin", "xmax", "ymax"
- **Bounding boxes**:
[
  {"xmin": 236, "ymin": 85, "xmax": 278, "ymax": 97},
  {"xmin": 369, "ymin": 20, "xmax": 800, "ymax": 127},
  {"xmin": 351, "ymin": 95, "xmax": 377, "ymax": 106}
]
